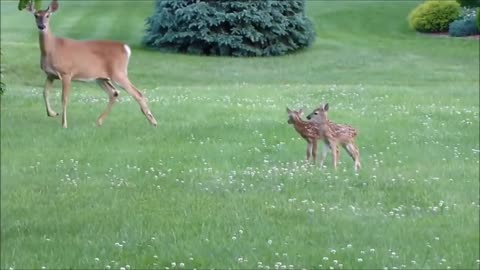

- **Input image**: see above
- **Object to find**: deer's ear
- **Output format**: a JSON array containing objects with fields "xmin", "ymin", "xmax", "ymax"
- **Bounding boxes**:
[
  {"xmin": 323, "ymin": 103, "xmax": 329, "ymax": 111},
  {"xmin": 49, "ymin": 0, "xmax": 58, "ymax": 13},
  {"xmin": 286, "ymin": 107, "xmax": 291, "ymax": 113}
]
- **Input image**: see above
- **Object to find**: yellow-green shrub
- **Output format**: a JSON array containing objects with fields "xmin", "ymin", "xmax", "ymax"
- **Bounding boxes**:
[{"xmin": 408, "ymin": 1, "xmax": 461, "ymax": 32}]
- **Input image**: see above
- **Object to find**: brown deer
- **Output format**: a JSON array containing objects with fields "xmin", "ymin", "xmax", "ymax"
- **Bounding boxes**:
[
  {"xmin": 286, "ymin": 107, "xmax": 339, "ymax": 164},
  {"xmin": 26, "ymin": 0, "xmax": 157, "ymax": 128},
  {"xmin": 306, "ymin": 103, "xmax": 361, "ymax": 171}
]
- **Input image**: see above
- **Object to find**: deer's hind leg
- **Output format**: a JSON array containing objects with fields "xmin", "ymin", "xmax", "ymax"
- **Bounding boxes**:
[
  {"xmin": 113, "ymin": 74, "xmax": 157, "ymax": 126},
  {"xmin": 96, "ymin": 79, "xmax": 119, "ymax": 126},
  {"xmin": 344, "ymin": 142, "xmax": 361, "ymax": 171}
]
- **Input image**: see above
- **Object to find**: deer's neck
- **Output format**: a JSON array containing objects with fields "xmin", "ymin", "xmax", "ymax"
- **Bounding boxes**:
[
  {"xmin": 39, "ymin": 29, "xmax": 56, "ymax": 56},
  {"xmin": 292, "ymin": 117, "xmax": 310, "ymax": 130}
]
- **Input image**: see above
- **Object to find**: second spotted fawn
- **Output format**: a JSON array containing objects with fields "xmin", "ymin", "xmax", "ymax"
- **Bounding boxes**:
[
  {"xmin": 287, "ymin": 107, "xmax": 339, "ymax": 163},
  {"xmin": 306, "ymin": 103, "xmax": 361, "ymax": 171}
]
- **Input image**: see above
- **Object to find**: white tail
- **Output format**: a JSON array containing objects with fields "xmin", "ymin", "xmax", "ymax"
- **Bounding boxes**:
[{"xmin": 27, "ymin": 0, "xmax": 157, "ymax": 128}]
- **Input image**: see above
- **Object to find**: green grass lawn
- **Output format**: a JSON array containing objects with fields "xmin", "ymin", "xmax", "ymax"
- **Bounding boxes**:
[{"xmin": 1, "ymin": 1, "xmax": 479, "ymax": 269}]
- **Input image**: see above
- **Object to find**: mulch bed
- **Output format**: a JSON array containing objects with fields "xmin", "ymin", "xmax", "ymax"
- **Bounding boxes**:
[{"xmin": 419, "ymin": 32, "xmax": 480, "ymax": 39}]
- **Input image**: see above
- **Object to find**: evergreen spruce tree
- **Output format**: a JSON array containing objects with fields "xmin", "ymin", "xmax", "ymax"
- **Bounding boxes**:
[{"xmin": 143, "ymin": 0, "xmax": 316, "ymax": 57}]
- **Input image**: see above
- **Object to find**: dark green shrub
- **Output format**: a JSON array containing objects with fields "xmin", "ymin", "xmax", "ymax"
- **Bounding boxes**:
[
  {"xmin": 456, "ymin": 0, "xmax": 480, "ymax": 8},
  {"xmin": 408, "ymin": 1, "xmax": 461, "ymax": 33},
  {"xmin": 143, "ymin": 0, "xmax": 316, "ymax": 57},
  {"xmin": 0, "ymin": 82, "xmax": 4, "ymax": 96},
  {"xmin": 448, "ymin": 16, "xmax": 479, "ymax": 36},
  {"xmin": 477, "ymin": 7, "xmax": 480, "ymax": 28}
]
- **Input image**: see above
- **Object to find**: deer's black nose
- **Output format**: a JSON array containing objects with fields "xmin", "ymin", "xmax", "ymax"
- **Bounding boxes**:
[{"xmin": 38, "ymin": 25, "xmax": 45, "ymax": 30}]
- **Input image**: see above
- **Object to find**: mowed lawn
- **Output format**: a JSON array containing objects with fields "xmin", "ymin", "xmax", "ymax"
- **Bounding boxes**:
[{"xmin": 1, "ymin": 0, "xmax": 479, "ymax": 269}]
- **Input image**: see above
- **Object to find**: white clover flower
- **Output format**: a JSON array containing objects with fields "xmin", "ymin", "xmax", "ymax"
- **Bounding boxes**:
[
  {"xmin": 179, "ymin": 262, "xmax": 185, "ymax": 268},
  {"xmin": 357, "ymin": 258, "xmax": 363, "ymax": 262},
  {"xmin": 267, "ymin": 239, "xmax": 273, "ymax": 245}
]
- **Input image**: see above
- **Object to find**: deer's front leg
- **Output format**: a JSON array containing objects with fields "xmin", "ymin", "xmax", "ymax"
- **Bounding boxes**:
[
  {"xmin": 60, "ymin": 75, "xmax": 72, "ymax": 128},
  {"xmin": 331, "ymin": 141, "xmax": 338, "ymax": 170},
  {"xmin": 319, "ymin": 142, "xmax": 329, "ymax": 168},
  {"xmin": 43, "ymin": 76, "xmax": 58, "ymax": 117},
  {"xmin": 306, "ymin": 141, "xmax": 312, "ymax": 162},
  {"xmin": 312, "ymin": 139, "xmax": 318, "ymax": 163}
]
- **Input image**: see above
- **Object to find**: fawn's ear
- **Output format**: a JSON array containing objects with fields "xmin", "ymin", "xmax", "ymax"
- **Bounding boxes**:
[
  {"xmin": 47, "ymin": 0, "xmax": 59, "ymax": 13},
  {"xmin": 286, "ymin": 107, "xmax": 291, "ymax": 113},
  {"xmin": 323, "ymin": 103, "xmax": 329, "ymax": 111}
]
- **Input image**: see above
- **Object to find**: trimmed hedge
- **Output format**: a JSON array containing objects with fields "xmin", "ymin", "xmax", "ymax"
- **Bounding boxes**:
[
  {"xmin": 142, "ymin": 0, "xmax": 316, "ymax": 57},
  {"xmin": 408, "ymin": 1, "xmax": 461, "ymax": 33}
]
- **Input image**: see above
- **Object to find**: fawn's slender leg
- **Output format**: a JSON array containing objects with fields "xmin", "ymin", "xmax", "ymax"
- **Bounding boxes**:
[
  {"xmin": 113, "ymin": 75, "xmax": 157, "ymax": 126},
  {"xmin": 43, "ymin": 76, "xmax": 58, "ymax": 117},
  {"xmin": 331, "ymin": 141, "xmax": 338, "ymax": 170},
  {"xmin": 96, "ymin": 79, "xmax": 119, "ymax": 126},
  {"xmin": 61, "ymin": 75, "xmax": 72, "ymax": 128},
  {"xmin": 306, "ymin": 141, "xmax": 312, "ymax": 161},
  {"xmin": 319, "ymin": 142, "xmax": 329, "ymax": 168},
  {"xmin": 346, "ymin": 143, "xmax": 361, "ymax": 171},
  {"xmin": 312, "ymin": 139, "xmax": 318, "ymax": 163}
]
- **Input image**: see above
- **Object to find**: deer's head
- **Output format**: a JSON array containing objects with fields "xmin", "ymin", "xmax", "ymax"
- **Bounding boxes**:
[
  {"xmin": 306, "ymin": 103, "xmax": 329, "ymax": 122},
  {"xmin": 26, "ymin": 0, "xmax": 59, "ymax": 31},
  {"xmin": 286, "ymin": 107, "xmax": 304, "ymax": 124}
]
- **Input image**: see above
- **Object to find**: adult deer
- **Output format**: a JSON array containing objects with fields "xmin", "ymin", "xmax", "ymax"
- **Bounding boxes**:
[{"xmin": 26, "ymin": 0, "xmax": 157, "ymax": 128}]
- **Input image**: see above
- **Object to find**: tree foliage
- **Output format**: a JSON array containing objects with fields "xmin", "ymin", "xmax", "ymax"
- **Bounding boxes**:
[
  {"xmin": 143, "ymin": 0, "xmax": 316, "ymax": 57},
  {"xmin": 456, "ymin": 0, "xmax": 480, "ymax": 8},
  {"xmin": 18, "ymin": 0, "xmax": 42, "ymax": 10}
]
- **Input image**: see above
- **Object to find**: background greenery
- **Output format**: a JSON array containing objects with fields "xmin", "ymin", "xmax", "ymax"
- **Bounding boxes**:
[
  {"xmin": 143, "ymin": 0, "xmax": 315, "ymax": 56},
  {"xmin": 1, "ymin": 0, "xmax": 479, "ymax": 269}
]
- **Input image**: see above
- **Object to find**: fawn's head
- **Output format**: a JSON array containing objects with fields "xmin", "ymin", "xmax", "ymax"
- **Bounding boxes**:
[
  {"xmin": 286, "ymin": 107, "xmax": 304, "ymax": 124},
  {"xmin": 26, "ymin": 0, "xmax": 59, "ymax": 31},
  {"xmin": 306, "ymin": 103, "xmax": 329, "ymax": 122}
]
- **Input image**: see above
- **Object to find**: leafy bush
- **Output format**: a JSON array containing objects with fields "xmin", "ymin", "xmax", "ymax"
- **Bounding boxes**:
[
  {"xmin": 448, "ymin": 16, "xmax": 479, "ymax": 36},
  {"xmin": 456, "ymin": 0, "xmax": 480, "ymax": 8},
  {"xmin": 143, "ymin": 0, "xmax": 316, "ymax": 57},
  {"xmin": 408, "ymin": 1, "xmax": 461, "ymax": 33}
]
